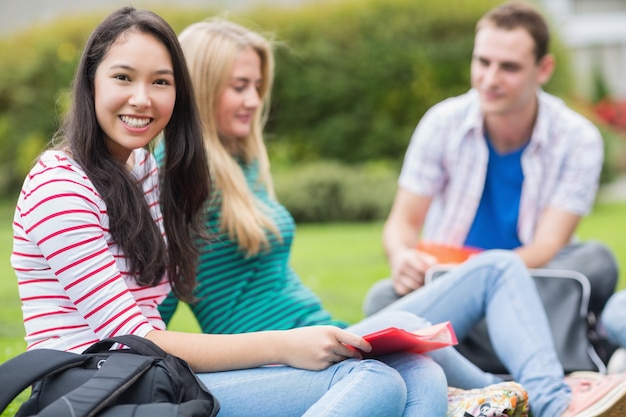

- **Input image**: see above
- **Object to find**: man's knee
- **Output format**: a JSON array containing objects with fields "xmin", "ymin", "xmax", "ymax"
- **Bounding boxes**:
[
  {"xmin": 601, "ymin": 290, "xmax": 626, "ymax": 346},
  {"xmin": 551, "ymin": 241, "xmax": 618, "ymax": 290},
  {"xmin": 586, "ymin": 241, "xmax": 619, "ymax": 284},
  {"xmin": 548, "ymin": 241, "xmax": 619, "ymax": 313},
  {"xmin": 363, "ymin": 278, "xmax": 401, "ymax": 316}
]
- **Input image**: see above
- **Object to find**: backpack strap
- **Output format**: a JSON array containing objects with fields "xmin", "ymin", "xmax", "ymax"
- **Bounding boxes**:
[
  {"xmin": 36, "ymin": 351, "xmax": 154, "ymax": 417},
  {"xmin": 84, "ymin": 334, "xmax": 166, "ymax": 357},
  {"xmin": 85, "ymin": 335, "xmax": 216, "ymax": 404},
  {"xmin": 0, "ymin": 349, "xmax": 87, "ymax": 413}
]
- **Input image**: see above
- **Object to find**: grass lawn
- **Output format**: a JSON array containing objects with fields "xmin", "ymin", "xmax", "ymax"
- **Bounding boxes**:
[{"xmin": 1, "ymin": 199, "xmax": 626, "ymax": 414}]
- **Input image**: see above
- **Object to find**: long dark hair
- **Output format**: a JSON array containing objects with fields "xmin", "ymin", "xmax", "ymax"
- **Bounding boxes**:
[{"xmin": 54, "ymin": 7, "xmax": 210, "ymax": 302}]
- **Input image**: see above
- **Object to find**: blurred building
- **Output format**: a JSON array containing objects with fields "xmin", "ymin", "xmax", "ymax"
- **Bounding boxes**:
[{"xmin": 544, "ymin": 0, "xmax": 626, "ymax": 99}]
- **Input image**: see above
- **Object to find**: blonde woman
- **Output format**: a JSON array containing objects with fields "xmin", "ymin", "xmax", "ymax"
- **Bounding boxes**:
[{"xmin": 157, "ymin": 17, "xmax": 626, "ymax": 417}]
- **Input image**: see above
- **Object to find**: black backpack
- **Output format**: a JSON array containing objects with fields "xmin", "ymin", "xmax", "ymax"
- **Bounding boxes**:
[{"xmin": 0, "ymin": 335, "xmax": 220, "ymax": 417}]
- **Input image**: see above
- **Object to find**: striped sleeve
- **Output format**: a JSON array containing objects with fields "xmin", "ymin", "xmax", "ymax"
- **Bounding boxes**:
[{"xmin": 12, "ymin": 150, "xmax": 165, "ymax": 352}]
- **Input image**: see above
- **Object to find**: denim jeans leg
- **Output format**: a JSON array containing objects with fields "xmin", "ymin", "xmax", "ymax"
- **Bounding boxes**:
[
  {"xmin": 602, "ymin": 289, "xmax": 626, "ymax": 347},
  {"xmin": 196, "ymin": 359, "xmax": 412, "ymax": 417},
  {"xmin": 377, "ymin": 351, "xmax": 448, "ymax": 416},
  {"xmin": 362, "ymin": 277, "xmax": 402, "ymax": 316},
  {"xmin": 374, "ymin": 250, "xmax": 571, "ymax": 417},
  {"xmin": 348, "ymin": 313, "xmax": 449, "ymax": 416}
]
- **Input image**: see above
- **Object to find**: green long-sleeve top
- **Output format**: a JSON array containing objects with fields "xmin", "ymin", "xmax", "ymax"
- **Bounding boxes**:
[{"xmin": 156, "ymin": 148, "xmax": 345, "ymax": 333}]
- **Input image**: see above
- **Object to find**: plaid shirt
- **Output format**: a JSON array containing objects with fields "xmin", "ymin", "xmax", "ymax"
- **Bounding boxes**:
[{"xmin": 398, "ymin": 89, "xmax": 603, "ymax": 246}]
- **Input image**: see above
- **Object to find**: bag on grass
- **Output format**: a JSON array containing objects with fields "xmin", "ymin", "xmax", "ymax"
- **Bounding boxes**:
[
  {"xmin": 0, "ymin": 334, "xmax": 220, "ymax": 417},
  {"xmin": 426, "ymin": 266, "xmax": 609, "ymax": 375}
]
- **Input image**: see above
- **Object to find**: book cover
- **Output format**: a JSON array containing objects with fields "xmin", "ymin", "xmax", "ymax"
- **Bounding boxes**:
[
  {"xmin": 360, "ymin": 321, "xmax": 458, "ymax": 358},
  {"xmin": 417, "ymin": 241, "xmax": 482, "ymax": 264}
]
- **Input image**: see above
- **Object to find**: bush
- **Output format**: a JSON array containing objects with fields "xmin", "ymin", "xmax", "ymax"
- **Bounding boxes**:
[
  {"xmin": 597, "ymin": 124, "xmax": 626, "ymax": 184},
  {"xmin": 571, "ymin": 98, "xmax": 626, "ymax": 185},
  {"xmin": 273, "ymin": 160, "xmax": 398, "ymax": 222},
  {"xmin": 256, "ymin": 0, "xmax": 572, "ymax": 163},
  {"xmin": 0, "ymin": 18, "xmax": 92, "ymax": 193},
  {"xmin": 0, "ymin": 8, "xmax": 217, "ymax": 198},
  {"xmin": 0, "ymin": 0, "xmax": 576, "ymax": 198}
]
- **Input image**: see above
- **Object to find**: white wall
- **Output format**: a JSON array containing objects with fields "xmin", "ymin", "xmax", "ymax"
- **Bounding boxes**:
[{"xmin": 543, "ymin": 0, "xmax": 626, "ymax": 99}]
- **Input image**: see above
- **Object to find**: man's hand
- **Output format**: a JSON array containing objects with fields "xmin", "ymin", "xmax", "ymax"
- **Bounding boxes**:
[
  {"xmin": 389, "ymin": 248, "xmax": 437, "ymax": 296},
  {"xmin": 383, "ymin": 189, "xmax": 434, "ymax": 295}
]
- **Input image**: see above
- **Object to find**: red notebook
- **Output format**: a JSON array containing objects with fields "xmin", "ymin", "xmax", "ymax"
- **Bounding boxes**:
[{"xmin": 360, "ymin": 321, "xmax": 458, "ymax": 358}]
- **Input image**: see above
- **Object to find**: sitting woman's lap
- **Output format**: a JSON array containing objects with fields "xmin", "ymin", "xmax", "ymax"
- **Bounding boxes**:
[{"xmin": 197, "ymin": 352, "xmax": 446, "ymax": 416}]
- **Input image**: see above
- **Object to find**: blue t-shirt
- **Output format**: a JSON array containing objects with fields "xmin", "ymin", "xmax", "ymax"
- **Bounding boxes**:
[{"xmin": 464, "ymin": 136, "xmax": 527, "ymax": 250}]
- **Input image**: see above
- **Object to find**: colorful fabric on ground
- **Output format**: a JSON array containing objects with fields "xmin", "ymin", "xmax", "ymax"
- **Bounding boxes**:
[{"xmin": 447, "ymin": 381, "xmax": 529, "ymax": 417}]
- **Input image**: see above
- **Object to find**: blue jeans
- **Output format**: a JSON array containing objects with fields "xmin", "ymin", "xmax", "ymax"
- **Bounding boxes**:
[
  {"xmin": 368, "ymin": 250, "xmax": 571, "ymax": 417},
  {"xmin": 364, "ymin": 242, "xmax": 617, "ymax": 323},
  {"xmin": 196, "ymin": 336, "xmax": 447, "ymax": 416},
  {"xmin": 602, "ymin": 289, "xmax": 626, "ymax": 347},
  {"xmin": 195, "ymin": 251, "xmax": 567, "ymax": 417}
]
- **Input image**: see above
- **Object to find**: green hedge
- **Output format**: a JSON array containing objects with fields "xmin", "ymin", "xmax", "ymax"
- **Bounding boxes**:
[
  {"xmin": 0, "ymin": 0, "xmax": 575, "ymax": 198},
  {"xmin": 250, "ymin": 0, "xmax": 573, "ymax": 164},
  {"xmin": 273, "ymin": 160, "xmax": 398, "ymax": 222},
  {"xmin": 0, "ymin": 9, "xmax": 217, "ymax": 195}
]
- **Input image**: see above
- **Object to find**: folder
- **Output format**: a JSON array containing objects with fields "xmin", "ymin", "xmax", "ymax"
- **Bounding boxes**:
[{"xmin": 360, "ymin": 321, "xmax": 458, "ymax": 358}]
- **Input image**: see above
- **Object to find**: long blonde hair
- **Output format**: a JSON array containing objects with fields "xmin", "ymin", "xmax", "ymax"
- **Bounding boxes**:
[{"xmin": 179, "ymin": 18, "xmax": 277, "ymax": 256}]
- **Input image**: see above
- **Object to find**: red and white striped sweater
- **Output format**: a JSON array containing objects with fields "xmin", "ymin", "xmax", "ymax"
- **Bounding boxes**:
[{"xmin": 12, "ymin": 149, "xmax": 168, "ymax": 353}]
